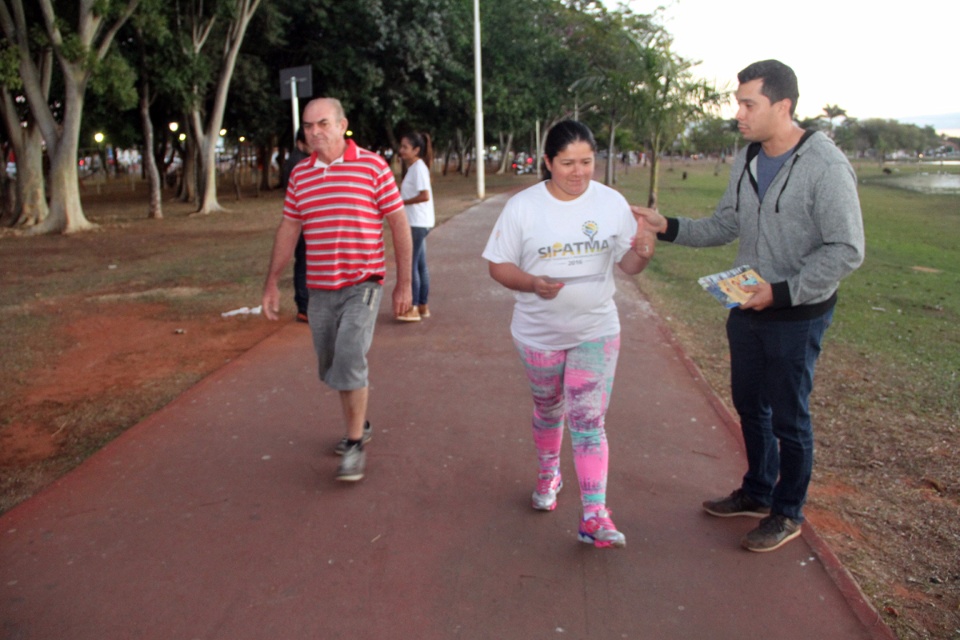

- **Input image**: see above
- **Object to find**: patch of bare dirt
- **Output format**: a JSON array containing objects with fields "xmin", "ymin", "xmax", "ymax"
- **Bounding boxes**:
[
  {"xmin": 0, "ymin": 296, "xmax": 281, "ymax": 506},
  {"xmin": 0, "ymin": 173, "xmax": 529, "ymax": 513}
]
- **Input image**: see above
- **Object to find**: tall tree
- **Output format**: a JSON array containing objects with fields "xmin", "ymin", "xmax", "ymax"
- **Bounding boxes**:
[
  {"xmin": 175, "ymin": 0, "xmax": 262, "ymax": 215},
  {"xmin": 364, "ymin": 0, "xmax": 460, "ymax": 149},
  {"xmin": 280, "ymin": 0, "xmax": 466, "ymax": 152},
  {"xmin": 633, "ymin": 36, "xmax": 725, "ymax": 207},
  {"xmin": 409, "ymin": 0, "xmax": 471, "ymax": 171},
  {"xmin": 822, "ymin": 103, "xmax": 846, "ymax": 138},
  {"xmin": 216, "ymin": 1, "xmax": 291, "ymax": 194},
  {"xmin": 0, "ymin": 0, "xmax": 141, "ymax": 234},
  {"xmin": 122, "ymin": 0, "xmax": 180, "ymax": 219},
  {"xmin": 568, "ymin": 3, "xmax": 658, "ymax": 185},
  {"xmin": 687, "ymin": 115, "xmax": 740, "ymax": 173},
  {"xmin": 453, "ymin": 0, "xmax": 600, "ymax": 178},
  {"xmin": 481, "ymin": 0, "xmax": 577, "ymax": 173},
  {"xmin": 0, "ymin": 31, "xmax": 50, "ymax": 227}
]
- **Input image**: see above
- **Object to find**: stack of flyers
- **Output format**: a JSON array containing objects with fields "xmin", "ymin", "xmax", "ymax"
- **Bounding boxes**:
[{"xmin": 698, "ymin": 265, "xmax": 766, "ymax": 308}]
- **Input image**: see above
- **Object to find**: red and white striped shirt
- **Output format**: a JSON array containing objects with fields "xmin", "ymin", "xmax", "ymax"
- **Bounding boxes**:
[{"xmin": 284, "ymin": 140, "xmax": 404, "ymax": 290}]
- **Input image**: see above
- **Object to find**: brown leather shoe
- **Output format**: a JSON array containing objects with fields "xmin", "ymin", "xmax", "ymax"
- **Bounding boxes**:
[
  {"xmin": 396, "ymin": 307, "xmax": 421, "ymax": 322},
  {"xmin": 418, "ymin": 304, "xmax": 431, "ymax": 318}
]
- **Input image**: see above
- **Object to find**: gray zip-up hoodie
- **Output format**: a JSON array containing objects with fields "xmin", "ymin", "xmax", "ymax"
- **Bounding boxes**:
[{"xmin": 661, "ymin": 130, "xmax": 865, "ymax": 319}]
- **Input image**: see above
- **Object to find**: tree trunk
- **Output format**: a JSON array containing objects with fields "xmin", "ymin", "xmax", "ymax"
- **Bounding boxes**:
[
  {"xmin": 34, "ymin": 141, "xmax": 93, "ymax": 234},
  {"xmin": 442, "ymin": 143, "xmax": 453, "ymax": 176},
  {"xmin": 460, "ymin": 128, "xmax": 472, "ymax": 178},
  {"xmin": 258, "ymin": 142, "xmax": 271, "ymax": 193},
  {"xmin": 13, "ymin": 126, "xmax": 49, "ymax": 227},
  {"xmin": 384, "ymin": 125, "xmax": 399, "ymax": 155},
  {"xmin": 138, "ymin": 89, "xmax": 163, "ymax": 220},
  {"xmin": 8, "ymin": 0, "xmax": 141, "ymax": 234},
  {"xmin": 0, "ymin": 173, "xmax": 14, "ymax": 226},
  {"xmin": 31, "ymin": 80, "xmax": 94, "ymax": 234},
  {"xmin": 194, "ymin": 0, "xmax": 261, "ymax": 215},
  {"xmin": 496, "ymin": 131, "xmax": 513, "ymax": 175},
  {"xmin": 232, "ymin": 150, "xmax": 242, "ymax": 200},
  {"xmin": 455, "ymin": 129, "xmax": 468, "ymax": 175},
  {"xmin": 647, "ymin": 145, "xmax": 661, "ymax": 208},
  {"xmin": 190, "ymin": 111, "xmax": 220, "ymax": 212},
  {"xmin": 180, "ymin": 140, "xmax": 198, "ymax": 205},
  {"xmin": 0, "ymin": 53, "xmax": 50, "ymax": 227},
  {"xmin": 605, "ymin": 115, "xmax": 617, "ymax": 186}
]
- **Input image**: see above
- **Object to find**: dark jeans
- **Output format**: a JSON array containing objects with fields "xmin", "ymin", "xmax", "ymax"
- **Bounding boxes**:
[
  {"xmin": 294, "ymin": 233, "xmax": 308, "ymax": 314},
  {"xmin": 726, "ymin": 307, "xmax": 833, "ymax": 523},
  {"xmin": 411, "ymin": 226, "xmax": 430, "ymax": 306}
]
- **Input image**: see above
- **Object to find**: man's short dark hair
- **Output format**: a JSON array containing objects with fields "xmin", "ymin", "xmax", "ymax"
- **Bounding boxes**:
[{"xmin": 738, "ymin": 60, "xmax": 799, "ymax": 116}]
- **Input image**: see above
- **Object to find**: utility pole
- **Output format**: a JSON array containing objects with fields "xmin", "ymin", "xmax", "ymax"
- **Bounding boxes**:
[{"xmin": 473, "ymin": 0, "xmax": 485, "ymax": 199}]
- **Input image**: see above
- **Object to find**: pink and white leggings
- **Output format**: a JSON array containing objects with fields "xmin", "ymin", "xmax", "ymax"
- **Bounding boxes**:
[{"xmin": 514, "ymin": 334, "xmax": 620, "ymax": 514}]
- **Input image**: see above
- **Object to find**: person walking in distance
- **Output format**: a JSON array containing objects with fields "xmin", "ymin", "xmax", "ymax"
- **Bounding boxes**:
[
  {"xmin": 483, "ymin": 120, "xmax": 656, "ymax": 548},
  {"xmin": 262, "ymin": 97, "xmax": 414, "ymax": 482},
  {"xmin": 279, "ymin": 127, "xmax": 311, "ymax": 322},
  {"xmin": 633, "ymin": 60, "xmax": 865, "ymax": 552},
  {"xmin": 395, "ymin": 131, "xmax": 435, "ymax": 322}
]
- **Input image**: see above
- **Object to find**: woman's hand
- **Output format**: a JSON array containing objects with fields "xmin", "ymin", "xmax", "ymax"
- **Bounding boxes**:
[
  {"xmin": 489, "ymin": 262, "xmax": 563, "ymax": 300},
  {"xmin": 532, "ymin": 276, "xmax": 564, "ymax": 300},
  {"xmin": 630, "ymin": 229, "xmax": 657, "ymax": 260}
]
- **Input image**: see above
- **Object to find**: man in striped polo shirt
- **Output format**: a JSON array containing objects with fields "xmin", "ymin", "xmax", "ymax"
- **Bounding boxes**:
[{"xmin": 262, "ymin": 97, "xmax": 413, "ymax": 482}]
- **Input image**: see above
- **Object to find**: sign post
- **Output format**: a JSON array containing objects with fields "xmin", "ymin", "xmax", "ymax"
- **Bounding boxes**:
[{"xmin": 280, "ymin": 65, "xmax": 313, "ymax": 145}]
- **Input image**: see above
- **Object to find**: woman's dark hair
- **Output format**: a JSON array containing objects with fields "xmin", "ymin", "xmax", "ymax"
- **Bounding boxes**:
[
  {"xmin": 737, "ymin": 59, "xmax": 799, "ymax": 116},
  {"xmin": 541, "ymin": 120, "xmax": 596, "ymax": 180},
  {"xmin": 402, "ymin": 131, "xmax": 434, "ymax": 168}
]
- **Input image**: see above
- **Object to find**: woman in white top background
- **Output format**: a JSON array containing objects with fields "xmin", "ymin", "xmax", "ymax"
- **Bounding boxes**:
[
  {"xmin": 482, "ymin": 120, "xmax": 656, "ymax": 548},
  {"xmin": 396, "ymin": 131, "xmax": 435, "ymax": 322}
]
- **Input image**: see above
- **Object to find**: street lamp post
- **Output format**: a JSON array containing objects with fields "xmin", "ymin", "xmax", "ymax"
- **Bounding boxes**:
[{"xmin": 473, "ymin": 0, "xmax": 485, "ymax": 200}]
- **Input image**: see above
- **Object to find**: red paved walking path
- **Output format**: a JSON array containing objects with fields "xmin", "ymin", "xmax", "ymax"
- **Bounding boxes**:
[{"xmin": 1, "ymin": 195, "xmax": 894, "ymax": 639}]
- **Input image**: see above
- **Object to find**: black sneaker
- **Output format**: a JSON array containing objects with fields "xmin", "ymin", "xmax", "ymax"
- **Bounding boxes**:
[
  {"xmin": 702, "ymin": 488, "xmax": 771, "ymax": 518},
  {"xmin": 741, "ymin": 514, "xmax": 802, "ymax": 552},
  {"xmin": 334, "ymin": 421, "xmax": 373, "ymax": 456}
]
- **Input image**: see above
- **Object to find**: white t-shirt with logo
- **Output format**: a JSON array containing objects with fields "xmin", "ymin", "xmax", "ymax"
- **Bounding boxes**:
[
  {"xmin": 482, "ymin": 180, "xmax": 637, "ymax": 350},
  {"xmin": 399, "ymin": 159, "xmax": 435, "ymax": 228}
]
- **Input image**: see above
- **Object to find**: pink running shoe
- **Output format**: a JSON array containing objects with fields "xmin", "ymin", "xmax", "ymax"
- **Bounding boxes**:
[
  {"xmin": 578, "ymin": 508, "xmax": 626, "ymax": 548},
  {"xmin": 531, "ymin": 472, "xmax": 563, "ymax": 511}
]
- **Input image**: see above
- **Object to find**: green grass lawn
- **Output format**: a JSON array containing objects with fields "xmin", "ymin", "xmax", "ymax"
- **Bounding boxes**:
[{"xmin": 611, "ymin": 157, "xmax": 959, "ymax": 414}]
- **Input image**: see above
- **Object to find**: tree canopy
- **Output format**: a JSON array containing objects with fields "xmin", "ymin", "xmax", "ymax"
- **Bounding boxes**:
[{"xmin": 1, "ymin": 0, "xmax": 945, "ymax": 233}]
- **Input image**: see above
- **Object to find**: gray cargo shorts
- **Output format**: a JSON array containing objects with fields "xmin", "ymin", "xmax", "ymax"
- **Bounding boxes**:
[{"xmin": 307, "ymin": 280, "xmax": 382, "ymax": 390}]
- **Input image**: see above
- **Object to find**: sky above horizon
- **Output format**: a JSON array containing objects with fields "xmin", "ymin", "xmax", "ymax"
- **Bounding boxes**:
[{"xmin": 613, "ymin": 0, "xmax": 960, "ymax": 134}]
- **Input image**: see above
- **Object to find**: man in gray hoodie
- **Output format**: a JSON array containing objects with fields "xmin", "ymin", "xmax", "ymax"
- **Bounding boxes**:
[{"xmin": 634, "ymin": 59, "xmax": 865, "ymax": 552}]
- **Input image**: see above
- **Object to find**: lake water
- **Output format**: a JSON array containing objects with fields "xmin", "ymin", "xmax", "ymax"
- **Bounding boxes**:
[{"xmin": 869, "ymin": 172, "xmax": 960, "ymax": 195}]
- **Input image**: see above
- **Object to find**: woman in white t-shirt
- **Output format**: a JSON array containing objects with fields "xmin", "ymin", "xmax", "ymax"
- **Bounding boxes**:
[
  {"xmin": 396, "ymin": 131, "xmax": 436, "ymax": 322},
  {"xmin": 482, "ymin": 120, "xmax": 656, "ymax": 549}
]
